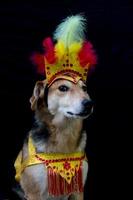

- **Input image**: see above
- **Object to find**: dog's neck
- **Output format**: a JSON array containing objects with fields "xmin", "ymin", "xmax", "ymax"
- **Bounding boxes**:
[
  {"xmin": 35, "ymin": 110, "xmax": 86, "ymax": 153},
  {"xmin": 49, "ymin": 114, "xmax": 84, "ymax": 153}
]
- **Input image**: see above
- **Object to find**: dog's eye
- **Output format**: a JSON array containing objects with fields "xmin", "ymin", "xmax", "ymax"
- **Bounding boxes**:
[
  {"xmin": 82, "ymin": 86, "xmax": 87, "ymax": 92},
  {"xmin": 58, "ymin": 85, "xmax": 69, "ymax": 92}
]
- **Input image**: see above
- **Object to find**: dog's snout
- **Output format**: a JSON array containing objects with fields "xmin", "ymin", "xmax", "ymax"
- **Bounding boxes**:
[{"xmin": 82, "ymin": 99, "xmax": 93, "ymax": 111}]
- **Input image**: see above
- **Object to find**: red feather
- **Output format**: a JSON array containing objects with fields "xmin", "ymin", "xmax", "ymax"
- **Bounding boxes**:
[
  {"xmin": 78, "ymin": 41, "xmax": 97, "ymax": 67},
  {"xmin": 43, "ymin": 37, "xmax": 56, "ymax": 64},
  {"xmin": 30, "ymin": 53, "xmax": 45, "ymax": 74}
]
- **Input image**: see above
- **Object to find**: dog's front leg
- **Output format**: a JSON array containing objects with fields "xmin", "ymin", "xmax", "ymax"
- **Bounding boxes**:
[
  {"xmin": 76, "ymin": 193, "xmax": 84, "ymax": 200},
  {"xmin": 69, "ymin": 193, "xmax": 84, "ymax": 200},
  {"xmin": 20, "ymin": 165, "xmax": 48, "ymax": 200},
  {"xmin": 23, "ymin": 188, "xmax": 48, "ymax": 200},
  {"xmin": 25, "ymin": 192, "xmax": 47, "ymax": 200}
]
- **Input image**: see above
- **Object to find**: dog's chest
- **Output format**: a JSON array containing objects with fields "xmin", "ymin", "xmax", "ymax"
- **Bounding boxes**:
[
  {"xmin": 49, "ymin": 132, "xmax": 79, "ymax": 153},
  {"xmin": 35, "ymin": 133, "xmax": 78, "ymax": 153}
]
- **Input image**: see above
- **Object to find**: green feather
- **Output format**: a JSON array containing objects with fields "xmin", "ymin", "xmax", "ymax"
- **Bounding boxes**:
[{"xmin": 53, "ymin": 14, "xmax": 86, "ymax": 48}]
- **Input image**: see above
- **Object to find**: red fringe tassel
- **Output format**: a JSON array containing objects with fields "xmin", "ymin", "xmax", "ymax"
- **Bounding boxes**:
[{"xmin": 47, "ymin": 165, "xmax": 83, "ymax": 197}]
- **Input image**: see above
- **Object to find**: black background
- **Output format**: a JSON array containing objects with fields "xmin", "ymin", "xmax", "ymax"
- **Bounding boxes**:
[{"xmin": 0, "ymin": 0, "xmax": 132, "ymax": 199}]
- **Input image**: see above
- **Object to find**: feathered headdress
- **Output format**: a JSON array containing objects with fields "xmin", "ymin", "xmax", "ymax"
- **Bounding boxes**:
[{"xmin": 32, "ymin": 15, "xmax": 97, "ymax": 86}]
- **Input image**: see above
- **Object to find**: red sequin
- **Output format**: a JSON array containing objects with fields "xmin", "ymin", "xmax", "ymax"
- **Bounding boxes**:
[{"xmin": 63, "ymin": 161, "xmax": 71, "ymax": 170}]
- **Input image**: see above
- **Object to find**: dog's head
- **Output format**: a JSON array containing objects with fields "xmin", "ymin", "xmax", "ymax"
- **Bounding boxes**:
[{"xmin": 30, "ymin": 79, "xmax": 93, "ymax": 120}]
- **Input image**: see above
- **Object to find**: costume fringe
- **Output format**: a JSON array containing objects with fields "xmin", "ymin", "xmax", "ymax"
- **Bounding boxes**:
[{"xmin": 47, "ymin": 164, "xmax": 83, "ymax": 197}]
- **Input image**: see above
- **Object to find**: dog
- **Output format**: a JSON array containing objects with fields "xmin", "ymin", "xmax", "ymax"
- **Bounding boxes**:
[{"xmin": 14, "ymin": 78, "xmax": 93, "ymax": 200}]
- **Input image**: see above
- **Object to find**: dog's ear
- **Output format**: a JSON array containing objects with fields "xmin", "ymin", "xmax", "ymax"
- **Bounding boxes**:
[{"xmin": 30, "ymin": 80, "xmax": 48, "ymax": 110}]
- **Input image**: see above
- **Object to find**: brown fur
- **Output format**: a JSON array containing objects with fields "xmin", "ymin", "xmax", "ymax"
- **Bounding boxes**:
[{"xmin": 17, "ymin": 79, "xmax": 92, "ymax": 200}]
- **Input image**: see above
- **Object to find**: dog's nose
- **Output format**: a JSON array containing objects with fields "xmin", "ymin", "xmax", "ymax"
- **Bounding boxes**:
[{"xmin": 82, "ymin": 99, "xmax": 93, "ymax": 112}]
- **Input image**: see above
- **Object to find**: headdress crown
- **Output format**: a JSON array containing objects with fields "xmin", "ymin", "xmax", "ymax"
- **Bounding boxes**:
[{"xmin": 32, "ymin": 15, "xmax": 97, "ymax": 86}]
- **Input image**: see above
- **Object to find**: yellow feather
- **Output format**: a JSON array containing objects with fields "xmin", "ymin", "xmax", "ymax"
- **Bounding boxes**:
[
  {"xmin": 54, "ymin": 15, "xmax": 86, "ymax": 47},
  {"xmin": 55, "ymin": 40, "xmax": 65, "ymax": 60},
  {"xmin": 69, "ymin": 42, "xmax": 82, "ymax": 54}
]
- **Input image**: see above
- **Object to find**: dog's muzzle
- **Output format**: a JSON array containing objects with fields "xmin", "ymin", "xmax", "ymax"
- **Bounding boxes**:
[
  {"xmin": 82, "ymin": 99, "xmax": 93, "ymax": 112},
  {"xmin": 67, "ymin": 99, "xmax": 93, "ymax": 117},
  {"xmin": 77, "ymin": 99, "xmax": 93, "ymax": 117}
]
